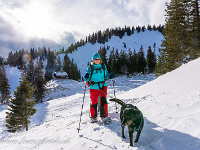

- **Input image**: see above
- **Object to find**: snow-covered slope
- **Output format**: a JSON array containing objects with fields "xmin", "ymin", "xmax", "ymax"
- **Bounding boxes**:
[
  {"xmin": 118, "ymin": 58, "xmax": 200, "ymax": 149},
  {"xmin": 67, "ymin": 30, "xmax": 164, "ymax": 76},
  {"xmin": 5, "ymin": 66, "xmax": 22, "ymax": 97},
  {"xmin": 1, "ymin": 57, "xmax": 200, "ymax": 150}
]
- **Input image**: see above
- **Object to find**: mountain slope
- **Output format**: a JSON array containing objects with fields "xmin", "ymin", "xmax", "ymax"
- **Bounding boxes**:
[{"xmin": 67, "ymin": 30, "xmax": 164, "ymax": 76}]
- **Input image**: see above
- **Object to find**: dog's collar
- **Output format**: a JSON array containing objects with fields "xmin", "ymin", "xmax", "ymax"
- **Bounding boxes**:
[{"xmin": 133, "ymin": 112, "xmax": 143, "ymax": 131}]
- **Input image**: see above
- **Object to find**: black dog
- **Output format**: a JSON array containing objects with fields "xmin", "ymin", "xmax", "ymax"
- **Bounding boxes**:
[{"xmin": 110, "ymin": 98, "xmax": 144, "ymax": 147}]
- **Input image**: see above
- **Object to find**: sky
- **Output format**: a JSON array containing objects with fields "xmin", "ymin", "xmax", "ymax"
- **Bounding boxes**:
[{"xmin": 0, "ymin": 0, "xmax": 168, "ymax": 58}]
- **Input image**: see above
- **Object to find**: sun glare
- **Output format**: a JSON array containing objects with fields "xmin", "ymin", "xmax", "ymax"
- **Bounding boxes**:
[{"xmin": 16, "ymin": 1, "xmax": 54, "ymax": 39}]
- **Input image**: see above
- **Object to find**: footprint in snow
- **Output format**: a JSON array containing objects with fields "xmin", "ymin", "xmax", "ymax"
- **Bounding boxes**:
[{"xmin": 93, "ymin": 127, "xmax": 100, "ymax": 131}]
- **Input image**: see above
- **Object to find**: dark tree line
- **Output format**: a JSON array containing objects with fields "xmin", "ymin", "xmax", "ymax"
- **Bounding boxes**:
[
  {"xmin": 65, "ymin": 25, "xmax": 164, "ymax": 54},
  {"xmin": 6, "ymin": 47, "xmax": 48, "ymax": 68},
  {"xmin": 156, "ymin": 0, "xmax": 200, "ymax": 76},
  {"xmin": 105, "ymin": 46, "xmax": 157, "ymax": 75}
]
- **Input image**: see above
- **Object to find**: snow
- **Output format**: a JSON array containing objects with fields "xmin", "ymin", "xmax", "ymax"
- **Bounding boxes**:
[
  {"xmin": 0, "ymin": 57, "xmax": 200, "ymax": 149},
  {"xmin": 118, "ymin": 58, "xmax": 200, "ymax": 142},
  {"xmin": 5, "ymin": 66, "xmax": 22, "ymax": 97}
]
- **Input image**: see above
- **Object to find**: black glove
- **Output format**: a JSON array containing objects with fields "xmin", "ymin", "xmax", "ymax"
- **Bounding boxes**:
[
  {"xmin": 109, "ymin": 73, "xmax": 115, "ymax": 79},
  {"xmin": 84, "ymin": 73, "xmax": 89, "ymax": 79}
]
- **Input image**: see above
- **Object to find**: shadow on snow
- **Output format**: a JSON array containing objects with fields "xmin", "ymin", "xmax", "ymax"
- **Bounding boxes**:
[{"xmin": 98, "ymin": 113, "xmax": 200, "ymax": 150}]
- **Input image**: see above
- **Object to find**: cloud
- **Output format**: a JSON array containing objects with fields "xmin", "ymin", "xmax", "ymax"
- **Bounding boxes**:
[
  {"xmin": 0, "ymin": 16, "xmax": 76, "ymax": 58},
  {"xmin": 0, "ymin": 16, "xmax": 23, "ymax": 57},
  {"xmin": 0, "ymin": 0, "xmax": 168, "ymax": 58}
]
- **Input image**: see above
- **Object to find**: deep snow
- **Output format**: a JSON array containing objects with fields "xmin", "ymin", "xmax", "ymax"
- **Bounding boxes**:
[{"xmin": 0, "ymin": 58, "xmax": 200, "ymax": 149}]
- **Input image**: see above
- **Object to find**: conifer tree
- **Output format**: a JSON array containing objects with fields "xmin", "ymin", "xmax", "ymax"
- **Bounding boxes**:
[
  {"xmin": 189, "ymin": 0, "xmax": 200, "ymax": 59},
  {"xmin": 63, "ymin": 55, "xmax": 71, "ymax": 77},
  {"xmin": 142, "ymin": 26, "xmax": 146, "ymax": 32},
  {"xmin": 45, "ymin": 50, "xmax": 56, "ymax": 81},
  {"xmin": 7, "ymin": 51, "xmax": 14, "ymax": 66},
  {"xmin": 115, "ymin": 49, "xmax": 120, "ymax": 74},
  {"xmin": 147, "ymin": 24, "xmax": 152, "ymax": 31},
  {"xmin": 63, "ymin": 55, "xmax": 81, "ymax": 81},
  {"xmin": 153, "ymin": 24, "xmax": 157, "ymax": 31},
  {"xmin": 0, "ymin": 61, "xmax": 11, "ymax": 104},
  {"xmin": 147, "ymin": 46, "xmax": 156, "ymax": 73},
  {"xmin": 0, "ymin": 57, "xmax": 3, "ymax": 66},
  {"xmin": 6, "ymin": 72, "xmax": 36, "ymax": 132},
  {"xmin": 158, "ymin": 24, "xmax": 164, "ymax": 33},
  {"xmin": 156, "ymin": 0, "xmax": 189, "ymax": 75},
  {"xmin": 127, "ymin": 49, "xmax": 138, "ymax": 74},
  {"xmin": 137, "ymin": 46, "xmax": 146, "ymax": 74},
  {"xmin": 56, "ymin": 56, "xmax": 62, "ymax": 71},
  {"xmin": 98, "ymin": 47, "xmax": 107, "ymax": 65},
  {"xmin": 132, "ymin": 26, "xmax": 135, "ymax": 34},
  {"xmin": 97, "ymin": 30, "xmax": 102, "ymax": 43},
  {"xmin": 132, "ymin": 49, "xmax": 138, "ymax": 74},
  {"xmin": 136, "ymin": 26, "xmax": 141, "ymax": 33},
  {"xmin": 69, "ymin": 59, "xmax": 81, "ymax": 81},
  {"xmin": 156, "ymin": 0, "xmax": 200, "ymax": 76},
  {"xmin": 34, "ymin": 60, "xmax": 46, "ymax": 103},
  {"xmin": 107, "ymin": 51, "xmax": 112, "ymax": 73},
  {"xmin": 127, "ymin": 49, "xmax": 133, "ymax": 74},
  {"xmin": 27, "ymin": 56, "xmax": 35, "ymax": 85},
  {"xmin": 118, "ymin": 50, "xmax": 127, "ymax": 74},
  {"xmin": 126, "ymin": 26, "xmax": 132, "ymax": 36},
  {"xmin": 107, "ymin": 49, "xmax": 117, "ymax": 73}
]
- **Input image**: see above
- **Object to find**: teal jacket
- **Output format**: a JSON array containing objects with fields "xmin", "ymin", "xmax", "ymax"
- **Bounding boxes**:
[{"xmin": 85, "ymin": 63, "xmax": 110, "ymax": 89}]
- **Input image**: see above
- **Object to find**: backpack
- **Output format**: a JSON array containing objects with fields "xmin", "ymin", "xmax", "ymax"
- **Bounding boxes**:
[
  {"xmin": 87, "ymin": 63, "xmax": 106, "ymax": 87},
  {"xmin": 90, "ymin": 63, "xmax": 106, "ymax": 79}
]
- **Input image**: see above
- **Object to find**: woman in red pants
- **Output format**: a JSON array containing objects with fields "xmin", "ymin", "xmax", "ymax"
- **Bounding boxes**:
[{"xmin": 84, "ymin": 53, "xmax": 115, "ymax": 122}]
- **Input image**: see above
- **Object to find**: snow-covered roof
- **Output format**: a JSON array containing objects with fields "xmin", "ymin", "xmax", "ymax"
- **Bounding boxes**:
[{"xmin": 54, "ymin": 71, "xmax": 68, "ymax": 76}]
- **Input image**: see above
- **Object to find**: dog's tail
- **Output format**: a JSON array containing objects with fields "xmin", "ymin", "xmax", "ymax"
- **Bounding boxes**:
[{"xmin": 109, "ymin": 98, "xmax": 127, "ymax": 107}]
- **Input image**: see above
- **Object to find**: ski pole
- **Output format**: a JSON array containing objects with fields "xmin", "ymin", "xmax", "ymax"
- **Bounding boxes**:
[
  {"xmin": 113, "ymin": 80, "xmax": 118, "ymax": 113},
  {"xmin": 113, "ymin": 80, "xmax": 116, "ymax": 98},
  {"xmin": 77, "ymin": 81, "xmax": 87, "ymax": 133}
]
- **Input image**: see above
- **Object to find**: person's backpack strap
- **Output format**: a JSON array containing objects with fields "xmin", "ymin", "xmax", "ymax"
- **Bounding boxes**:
[
  {"xmin": 101, "ymin": 63, "xmax": 106, "ymax": 79},
  {"xmin": 89, "ymin": 65, "xmax": 94, "ymax": 81},
  {"xmin": 89, "ymin": 63, "xmax": 106, "ymax": 81}
]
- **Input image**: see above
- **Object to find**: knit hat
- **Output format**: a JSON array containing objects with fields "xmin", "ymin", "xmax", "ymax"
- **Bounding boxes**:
[{"xmin": 92, "ymin": 53, "xmax": 101, "ymax": 60}]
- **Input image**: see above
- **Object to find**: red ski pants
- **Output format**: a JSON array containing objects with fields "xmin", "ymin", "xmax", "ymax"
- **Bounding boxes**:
[{"xmin": 89, "ymin": 86, "xmax": 108, "ymax": 118}]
